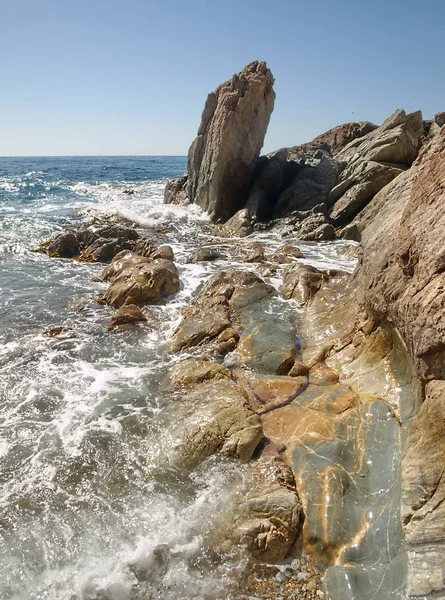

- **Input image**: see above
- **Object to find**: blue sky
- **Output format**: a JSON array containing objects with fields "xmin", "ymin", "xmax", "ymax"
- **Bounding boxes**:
[{"xmin": 1, "ymin": 0, "xmax": 444, "ymax": 156}]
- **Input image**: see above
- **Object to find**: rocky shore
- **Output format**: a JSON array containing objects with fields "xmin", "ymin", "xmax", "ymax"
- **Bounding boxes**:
[{"xmin": 40, "ymin": 62, "xmax": 445, "ymax": 599}]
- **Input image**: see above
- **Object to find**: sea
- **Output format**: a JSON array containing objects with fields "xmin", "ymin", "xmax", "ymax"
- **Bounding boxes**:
[{"xmin": 0, "ymin": 156, "xmax": 356, "ymax": 600}]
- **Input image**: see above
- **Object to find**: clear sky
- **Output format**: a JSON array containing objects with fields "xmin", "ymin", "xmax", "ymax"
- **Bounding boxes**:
[{"xmin": 1, "ymin": 0, "xmax": 444, "ymax": 156}]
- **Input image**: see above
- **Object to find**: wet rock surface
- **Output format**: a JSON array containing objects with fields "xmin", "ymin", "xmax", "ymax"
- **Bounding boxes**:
[
  {"xmin": 104, "ymin": 259, "xmax": 180, "ymax": 307},
  {"xmin": 28, "ymin": 100, "xmax": 445, "ymax": 600}
]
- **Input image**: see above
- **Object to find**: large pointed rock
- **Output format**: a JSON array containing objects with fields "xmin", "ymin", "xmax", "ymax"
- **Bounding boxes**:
[{"xmin": 187, "ymin": 61, "xmax": 275, "ymax": 222}]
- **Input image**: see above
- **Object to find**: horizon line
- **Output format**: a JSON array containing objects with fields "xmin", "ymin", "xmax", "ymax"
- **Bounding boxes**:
[{"xmin": 0, "ymin": 154, "xmax": 188, "ymax": 159}]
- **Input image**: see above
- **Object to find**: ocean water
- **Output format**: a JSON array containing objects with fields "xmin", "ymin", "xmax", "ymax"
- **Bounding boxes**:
[{"xmin": 0, "ymin": 156, "xmax": 357, "ymax": 600}]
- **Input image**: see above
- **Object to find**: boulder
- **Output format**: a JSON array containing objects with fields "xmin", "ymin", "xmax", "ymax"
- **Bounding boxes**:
[
  {"xmin": 170, "ymin": 270, "xmax": 272, "ymax": 353},
  {"xmin": 174, "ymin": 379, "xmax": 263, "ymax": 470},
  {"xmin": 194, "ymin": 246, "xmax": 222, "ymax": 262},
  {"xmin": 163, "ymin": 174, "xmax": 189, "ymax": 205},
  {"xmin": 282, "ymin": 264, "xmax": 330, "ymax": 307},
  {"xmin": 108, "ymin": 304, "xmax": 148, "ymax": 330},
  {"xmin": 45, "ymin": 222, "xmax": 140, "ymax": 262},
  {"xmin": 79, "ymin": 237, "xmax": 131, "ymax": 263},
  {"xmin": 328, "ymin": 109, "xmax": 423, "ymax": 226},
  {"xmin": 104, "ymin": 259, "xmax": 180, "ymax": 308},
  {"xmin": 238, "ymin": 241, "xmax": 266, "ymax": 263},
  {"xmin": 102, "ymin": 251, "xmax": 152, "ymax": 282},
  {"xmin": 271, "ymin": 245, "xmax": 304, "ymax": 264},
  {"xmin": 76, "ymin": 223, "xmax": 139, "ymax": 249},
  {"xmin": 47, "ymin": 230, "xmax": 79, "ymax": 258},
  {"xmin": 230, "ymin": 443, "xmax": 303, "ymax": 562},
  {"xmin": 213, "ymin": 208, "xmax": 254, "ymax": 238},
  {"xmin": 186, "ymin": 61, "xmax": 275, "ymax": 222}
]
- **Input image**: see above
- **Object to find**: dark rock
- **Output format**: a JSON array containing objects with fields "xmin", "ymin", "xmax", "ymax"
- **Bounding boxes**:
[
  {"xmin": 77, "ymin": 223, "xmax": 139, "ymax": 249},
  {"xmin": 245, "ymin": 149, "xmax": 288, "ymax": 221},
  {"xmin": 273, "ymin": 179, "xmax": 329, "ymax": 218},
  {"xmin": 79, "ymin": 238, "xmax": 130, "ymax": 263},
  {"xmin": 47, "ymin": 230, "xmax": 79, "ymax": 258}
]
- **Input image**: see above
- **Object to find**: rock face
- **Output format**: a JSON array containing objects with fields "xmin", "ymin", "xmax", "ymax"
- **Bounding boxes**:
[
  {"xmin": 186, "ymin": 61, "xmax": 275, "ymax": 222},
  {"xmin": 329, "ymin": 109, "xmax": 423, "ymax": 225},
  {"xmin": 353, "ymin": 127, "xmax": 445, "ymax": 598},
  {"xmin": 287, "ymin": 121, "xmax": 377, "ymax": 160}
]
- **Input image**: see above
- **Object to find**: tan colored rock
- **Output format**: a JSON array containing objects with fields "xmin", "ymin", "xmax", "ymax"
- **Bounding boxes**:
[
  {"xmin": 187, "ymin": 61, "xmax": 275, "ymax": 222},
  {"xmin": 282, "ymin": 263, "xmax": 329, "ymax": 307},
  {"xmin": 230, "ymin": 442, "xmax": 303, "ymax": 562},
  {"xmin": 272, "ymin": 245, "xmax": 304, "ymax": 264},
  {"xmin": 170, "ymin": 270, "xmax": 273, "ymax": 353},
  {"xmin": 309, "ymin": 362, "xmax": 339, "ymax": 386},
  {"xmin": 238, "ymin": 241, "xmax": 266, "ymax": 263},
  {"xmin": 108, "ymin": 304, "xmax": 148, "ymax": 330},
  {"xmin": 244, "ymin": 374, "xmax": 308, "ymax": 414},
  {"xmin": 170, "ymin": 295, "xmax": 231, "ymax": 353},
  {"xmin": 174, "ymin": 380, "xmax": 263, "ymax": 470},
  {"xmin": 102, "ymin": 251, "xmax": 151, "ymax": 282},
  {"xmin": 104, "ymin": 259, "xmax": 179, "ymax": 308},
  {"xmin": 170, "ymin": 359, "xmax": 232, "ymax": 387},
  {"xmin": 328, "ymin": 109, "xmax": 423, "ymax": 225},
  {"xmin": 212, "ymin": 209, "xmax": 254, "ymax": 238},
  {"xmin": 350, "ymin": 127, "xmax": 445, "ymax": 597},
  {"xmin": 287, "ymin": 121, "xmax": 377, "ymax": 160},
  {"xmin": 357, "ymin": 127, "xmax": 445, "ymax": 380}
]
